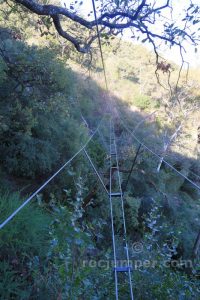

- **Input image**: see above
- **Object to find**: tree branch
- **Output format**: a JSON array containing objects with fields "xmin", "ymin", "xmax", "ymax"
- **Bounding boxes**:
[{"xmin": 12, "ymin": 0, "xmax": 199, "ymax": 56}]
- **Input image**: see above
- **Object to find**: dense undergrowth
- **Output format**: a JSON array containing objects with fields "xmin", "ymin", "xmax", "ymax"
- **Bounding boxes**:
[{"xmin": 0, "ymin": 1, "xmax": 200, "ymax": 299}]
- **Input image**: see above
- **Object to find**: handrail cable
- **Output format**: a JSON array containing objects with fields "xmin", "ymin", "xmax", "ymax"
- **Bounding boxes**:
[
  {"xmin": 119, "ymin": 117, "xmax": 200, "ymax": 192},
  {"xmin": 1, "ymin": 0, "xmax": 112, "ymax": 234},
  {"xmin": 91, "ymin": 0, "xmax": 109, "ymax": 91},
  {"xmin": 0, "ymin": 119, "xmax": 104, "ymax": 230},
  {"xmin": 83, "ymin": 148, "xmax": 109, "ymax": 194}
]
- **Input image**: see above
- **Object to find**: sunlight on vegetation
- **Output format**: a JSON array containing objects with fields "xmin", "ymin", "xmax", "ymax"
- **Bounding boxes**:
[{"xmin": 0, "ymin": 0, "xmax": 200, "ymax": 299}]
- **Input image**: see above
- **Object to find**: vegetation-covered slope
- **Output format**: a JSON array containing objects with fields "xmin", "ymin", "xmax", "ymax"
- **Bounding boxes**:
[{"xmin": 0, "ymin": 1, "xmax": 200, "ymax": 299}]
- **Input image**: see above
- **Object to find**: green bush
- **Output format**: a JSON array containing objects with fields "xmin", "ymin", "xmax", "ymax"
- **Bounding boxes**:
[
  {"xmin": 0, "ymin": 33, "xmax": 88, "ymax": 178},
  {"xmin": 133, "ymin": 94, "xmax": 151, "ymax": 110},
  {"xmin": 0, "ymin": 191, "xmax": 50, "ymax": 299}
]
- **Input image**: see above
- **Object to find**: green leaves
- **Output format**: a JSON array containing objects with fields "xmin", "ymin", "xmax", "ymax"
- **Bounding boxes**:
[
  {"xmin": 133, "ymin": 94, "xmax": 151, "ymax": 110},
  {"xmin": 0, "ymin": 56, "xmax": 7, "ymax": 84},
  {"xmin": 0, "ymin": 190, "xmax": 50, "ymax": 299},
  {"xmin": 0, "ymin": 32, "xmax": 88, "ymax": 178}
]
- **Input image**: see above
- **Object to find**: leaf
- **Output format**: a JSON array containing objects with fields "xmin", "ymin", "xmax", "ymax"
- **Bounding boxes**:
[
  {"xmin": 141, "ymin": 38, "xmax": 148, "ymax": 43},
  {"xmin": 193, "ymin": 20, "xmax": 199, "ymax": 25}
]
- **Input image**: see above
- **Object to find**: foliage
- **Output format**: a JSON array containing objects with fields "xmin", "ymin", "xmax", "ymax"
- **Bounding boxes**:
[
  {"xmin": 0, "ymin": 2, "xmax": 200, "ymax": 299},
  {"xmin": 133, "ymin": 94, "xmax": 151, "ymax": 110},
  {"xmin": 0, "ymin": 190, "xmax": 50, "ymax": 299},
  {"xmin": 0, "ymin": 30, "xmax": 90, "ymax": 179},
  {"xmin": 133, "ymin": 198, "xmax": 200, "ymax": 299},
  {"xmin": 38, "ymin": 183, "xmax": 114, "ymax": 299}
]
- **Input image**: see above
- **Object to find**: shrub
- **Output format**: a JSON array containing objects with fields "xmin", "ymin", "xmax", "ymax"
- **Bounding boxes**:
[
  {"xmin": 0, "ymin": 190, "xmax": 50, "ymax": 299},
  {"xmin": 133, "ymin": 94, "xmax": 151, "ymax": 110}
]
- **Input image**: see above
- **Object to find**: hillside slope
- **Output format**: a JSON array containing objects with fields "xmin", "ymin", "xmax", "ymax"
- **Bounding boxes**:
[{"xmin": 0, "ymin": 2, "xmax": 200, "ymax": 299}]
